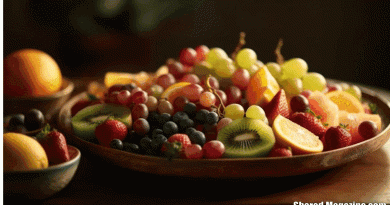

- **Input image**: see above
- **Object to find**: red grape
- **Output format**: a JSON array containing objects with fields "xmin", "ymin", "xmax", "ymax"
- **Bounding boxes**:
[
  {"xmin": 132, "ymin": 118, "xmax": 150, "ymax": 136},
  {"xmin": 179, "ymin": 47, "xmax": 197, "ymax": 66},
  {"xmin": 358, "ymin": 120, "xmax": 378, "ymax": 139},
  {"xmin": 167, "ymin": 59, "xmax": 185, "ymax": 79},
  {"xmin": 173, "ymin": 96, "xmax": 189, "ymax": 113},
  {"xmin": 200, "ymin": 75, "xmax": 219, "ymax": 90},
  {"xmin": 195, "ymin": 45, "xmax": 209, "ymax": 62},
  {"xmin": 117, "ymin": 90, "xmax": 131, "ymax": 105},
  {"xmin": 182, "ymin": 83, "xmax": 204, "ymax": 102},
  {"xmin": 203, "ymin": 140, "xmax": 225, "ymax": 159},
  {"xmin": 214, "ymin": 89, "xmax": 227, "ymax": 106},
  {"xmin": 290, "ymin": 94, "xmax": 310, "ymax": 113},
  {"xmin": 180, "ymin": 73, "xmax": 200, "ymax": 84},
  {"xmin": 130, "ymin": 90, "xmax": 148, "ymax": 104},
  {"xmin": 199, "ymin": 91, "xmax": 217, "ymax": 108},
  {"xmin": 132, "ymin": 103, "xmax": 149, "ymax": 120},
  {"xmin": 156, "ymin": 73, "xmax": 176, "ymax": 89},
  {"xmin": 231, "ymin": 68, "xmax": 250, "ymax": 90},
  {"xmin": 224, "ymin": 85, "xmax": 242, "ymax": 105}
]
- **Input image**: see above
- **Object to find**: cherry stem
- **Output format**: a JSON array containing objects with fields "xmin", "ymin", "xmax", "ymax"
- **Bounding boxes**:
[
  {"xmin": 231, "ymin": 32, "xmax": 246, "ymax": 61},
  {"xmin": 275, "ymin": 38, "xmax": 284, "ymax": 65},
  {"xmin": 205, "ymin": 74, "xmax": 225, "ymax": 118}
]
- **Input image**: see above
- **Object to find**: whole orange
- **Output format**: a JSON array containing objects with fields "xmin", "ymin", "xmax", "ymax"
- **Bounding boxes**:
[{"xmin": 3, "ymin": 49, "xmax": 63, "ymax": 97}]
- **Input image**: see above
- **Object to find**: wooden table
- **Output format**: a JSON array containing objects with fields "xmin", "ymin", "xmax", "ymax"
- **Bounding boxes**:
[{"xmin": 9, "ymin": 78, "xmax": 390, "ymax": 205}]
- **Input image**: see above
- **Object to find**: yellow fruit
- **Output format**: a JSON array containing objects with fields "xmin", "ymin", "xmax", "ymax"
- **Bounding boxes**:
[
  {"xmin": 325, "ymin": 90, "xmax": 364, "ymax": 113},
  {"xmin": 246, "ymin": 66, "xmax": 280, "ymax": 107},
  {"xmin": 3, "ymin": 49, "xmax": 63, "ymax": 97},
  {"xmin": 272, "ymin": 115, "xmax": 324, "ymax": 154},
  {"xmin": 308, "ymin": 91, "xmax": 340, "ymax": 127},
  {"xmin": 104, "ymin": 71, "xmax": 153, "ymax": 90},
  {"xmin": 4, "ymin": 133, "xmax": 49, "ymax": 171},
  {"xmin": 160, "ymin": 82, "xmax": 191, "ymax": 103}
]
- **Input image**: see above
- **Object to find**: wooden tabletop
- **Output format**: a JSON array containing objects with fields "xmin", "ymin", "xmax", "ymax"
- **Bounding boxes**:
[{"xmin": 10, "ymin": 78, "xmax": 390, "ymax": 205}]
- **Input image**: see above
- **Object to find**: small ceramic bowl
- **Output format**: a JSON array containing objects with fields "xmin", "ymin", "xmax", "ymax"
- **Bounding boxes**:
[
  {"xmin": 3, "ymin": 145, "xmax": 81, "ymax": 200},
  {"xmin": 3, "ymin": 77, "xmax": 75, "ymax": 121}
]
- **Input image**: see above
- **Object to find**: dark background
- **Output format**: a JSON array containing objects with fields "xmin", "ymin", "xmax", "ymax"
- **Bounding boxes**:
[{"xmin": 4, "ymin": 0, "xmax": 390, "ymax": 90}]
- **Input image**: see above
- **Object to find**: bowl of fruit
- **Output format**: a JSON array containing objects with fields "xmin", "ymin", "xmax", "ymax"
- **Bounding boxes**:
[
  {"xmin": 57, "ymin": 34, "xmax": 390, "ymax": 178},
  {"xmin": 4, "ymin": 109, "xmax": 49, "ymax": 136},
  {"xmin": 3, "ymin": 49, "xmax": 74, "ymax": 121},
  {"xmin": 3, "ymin": 126, "xmax": 81, "ymax": 200}
]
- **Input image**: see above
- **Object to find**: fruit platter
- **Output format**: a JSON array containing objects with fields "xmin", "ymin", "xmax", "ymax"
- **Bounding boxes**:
[{"xmin": 58, "ymin": 33, "xmax": 390, "ymax": 178}]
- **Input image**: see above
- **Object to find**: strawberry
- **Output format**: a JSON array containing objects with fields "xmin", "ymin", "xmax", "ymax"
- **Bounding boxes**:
[
  {"xmin": 162, "ymin": 134, "xmax": 192, "ymax": 159},
  {"xmin": 322, "ymin": 125, "xmax": 352, "ymax": 151},
  {"xmin": 263, "ymin": 89, "xmax": 290, "ymax": 126},
  {"xmin": 37, "ymin": 124, "xmax": 70, "ymax": 165},
  {"xmin": 289, "ymin": 110, "xmax": 327, "ymax": 137},
  {"xmin": 95, "ymin": 118, "xmax": 128, "ymax": 148},
  {"xmin": 267, "ymin": 146, "xmax": 293, "ymax": 157}
]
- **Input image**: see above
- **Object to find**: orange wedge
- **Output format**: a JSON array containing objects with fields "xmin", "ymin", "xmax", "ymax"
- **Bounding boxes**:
[
  {"xmin": 325, "ymin": 90, "xmax": 364, "ymax": 113},
  {"xmin": 272, "ymin": 115, "xmax": 324, "ymax": 154},
  {"xmin": 246, "ymin": 66, "xmax": 280, "ymax": 107},
  {"xmin": 104, "ymin": 71, "xmax": 153, "ymax": 90},
  {"xmin": 160, "ymin": 82, "xmax": 191, "ymax": 103}
]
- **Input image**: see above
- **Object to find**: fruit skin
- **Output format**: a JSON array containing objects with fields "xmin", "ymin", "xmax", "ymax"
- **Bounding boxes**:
[
  {"xmin": 71, "ymin": 99, "xmax": 102, "ymax": 116},
  {"xmin": 289, "ymin": 111, "xmax": 327, "ymax": 137},
  {"xmin": 95, "ymin": 119, "xmax": 128, "ymax": 148},
  {"xmin": 203, "ymin": 140, "xmax": 225, "ymax": 159},
  {"xmin": 322, "ymin": 125, "xmax": 352, "ymax": 151},
  {"xmin": 4, "ymin": 49, "xmax": 63, "ymax": 97},
  {"xmin": 263, "ymin": 89, "xmax": 290, "ymax": 126},
  {"xmin": 4, "ymin": 132, "xmax": 49, "ymax": 171},
  {"xmin": 38, "ymin": 129, "xmax": 70, "ymax": 165},
  {"xmin": 267, "ymin": 146, "xmax": 293, "ymax": 157},
  {"xmin": 181, "ymin": 144, "xmax": 203, "ymax": 159}
]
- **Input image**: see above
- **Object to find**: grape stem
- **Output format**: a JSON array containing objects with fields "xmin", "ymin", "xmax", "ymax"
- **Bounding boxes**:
[
  {"xmin": 205, "ymin": 74, "xmax": 225, "ymax": 118},
  {"xmin": 275, "ymin": 38, "xmax": 285, "ymax": 65},
  {"xmin": 231, "ymin": 32, "xmax": 246, "ymax": 61}
]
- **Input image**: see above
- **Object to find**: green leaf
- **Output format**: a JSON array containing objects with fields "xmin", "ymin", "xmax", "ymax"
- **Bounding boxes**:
[{"xmin": 35, "ymin": 123, "xmax": 51, "ymax": 140}]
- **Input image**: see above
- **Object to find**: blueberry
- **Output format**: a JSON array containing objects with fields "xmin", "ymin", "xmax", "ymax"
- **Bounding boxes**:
[
  {"xmin": 9, "ymin": 114, "xmax": 25, "ymax": 128},
  {"xmin": 195, "ymin": 109, "xmax": 209, "ymax": 124},
  {"xmin": 184, "ymin": 102, "xmax": 197, "ymax": 118},
  {"xmin": 163, "ymin": 121, "xmax": 178, "ymax": 137},
  {"xmin": 185, "ymin": 127, "xmax": 197, "ymax": 136},
  {"xmin": 158, "ymin": 113, "xmax": 171, "ymax": 127},
  {"xmin": 151, "ymin": 134, "xmax": 167, "ymax": 150},
  {"xmin": 188, "ymin": 131, "xmax": 206, "ymax": 146},
  {"xmin": 206, "ymin": 111, "xmax": 219, "ymax": 125},
  {"xmin": 172, "ymin": 111, "xmax": 189, "ymax": 124},
  {"xmin": 179, "ymin": 118, "xmax": 194, "ymax": 132},
  {"xmin": 24, "ymin": 109, "xmax": 45, "ymax": 131},
  {"xmin": 110, "ymin": 139, "xmax": 123, "ymax": 150},
  {"xmin": 147, "ymin": 111, "xmax": 160, "ymax": 128},
  {"xmin": 123, "ymin": 142, "xmax": 140, "ymax": 153},
  {"xmin": 151, "ymin": 128, "xmax": 164, "ymax": 139}
]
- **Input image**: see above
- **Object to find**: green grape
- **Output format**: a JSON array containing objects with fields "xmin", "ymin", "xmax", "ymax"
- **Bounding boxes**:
[
  {"xmin": 214, "ymin": 58, "xmax": 236, "ymax": 78},
  {"xmin": 206, "ymin": 48, "xmax": 228, "ymax": 67},
  {"xmin": 245, "ymin": 105, "xmax": 268, "ymax": 124},
  {"xmin": 301, "ymin": 72, "xmax": 327, "ymax": 92},
  {"xmin": 224, "ymin": 103, "xmax": 245, "ymax": 120},
  {"xmin": 246, "ymin": 64, "xmax": 259, "ymax": 76},
  {"xmin": 280, "ymin": 58, "xmax": 308, "ymax": 80},
  {"xmin": 280, "ymin": 78, "xmax": 303, "ymax": 96},
  {"xmin": 236, "ymin": 48, "xmax": 257, "ymax": 70},
  {"xmin": 266, "ymin": 62, "xmax": 282, "ymax": 82},
  {"xmin": 339, "ymin": 82, "xmax": 350, "ymax": 91},
  {"xmin": 346, "ymin": 85, "xmax": 362, "ymax": 100},
  {"xmin": 193, "ymin": 61, "xmax": 213, "ymax": 77}
]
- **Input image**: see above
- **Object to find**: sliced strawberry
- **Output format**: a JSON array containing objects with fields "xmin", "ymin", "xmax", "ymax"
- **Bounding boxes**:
[
  {"xmin": 322, "ymin": 125, "xmax": 352, "ymax": 151},
  {"xmin": 289, "ymin": 111, "xmax": 327, "ymax": 137},
  {"xmin": 263, "ymin": 89, "xmax": 290, "ymax": 126}
]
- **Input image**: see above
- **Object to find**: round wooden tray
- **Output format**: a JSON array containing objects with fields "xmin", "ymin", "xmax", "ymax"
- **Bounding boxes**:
[{"xmin": 57, "ymin": 84, "xmax": 390, "ymax": 178}]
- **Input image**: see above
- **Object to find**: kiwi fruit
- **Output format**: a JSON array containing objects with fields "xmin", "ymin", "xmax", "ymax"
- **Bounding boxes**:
[
  {"xmin": 71, "ymin": 104, "xmax": 132, "ymax": 142},
  {"xmin": 217, "ymin": 117, "xmax": 275, "ymax": 158}
]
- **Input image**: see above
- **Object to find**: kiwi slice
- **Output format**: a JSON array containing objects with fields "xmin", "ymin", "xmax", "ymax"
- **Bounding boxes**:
[
  {"xmin": 217, "ymin": 117, "xmax": 275, "ymax": 158},
  {"xmin": 71, "ymin": 104, "xmax": 132, "ymax": 142}
]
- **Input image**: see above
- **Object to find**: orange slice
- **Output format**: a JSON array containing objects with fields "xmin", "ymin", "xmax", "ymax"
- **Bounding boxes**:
[
  {"xmin": 246, "ymin": 66, "xmax": 280, "ymax": 107},
  {"xmin": 104, "ymin": 71, "xmax": 152, "ymax": 90},
  {"xmin": 325, "ymin": 90, "xmax": 364, "ymax": 113},
  {"xmin": 272, "ymin": 115, "xmax": 324, "ymax": 154},
  {"xmin": 160, "ymin": 82, "xmax": 191, "ymax": 103}
]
